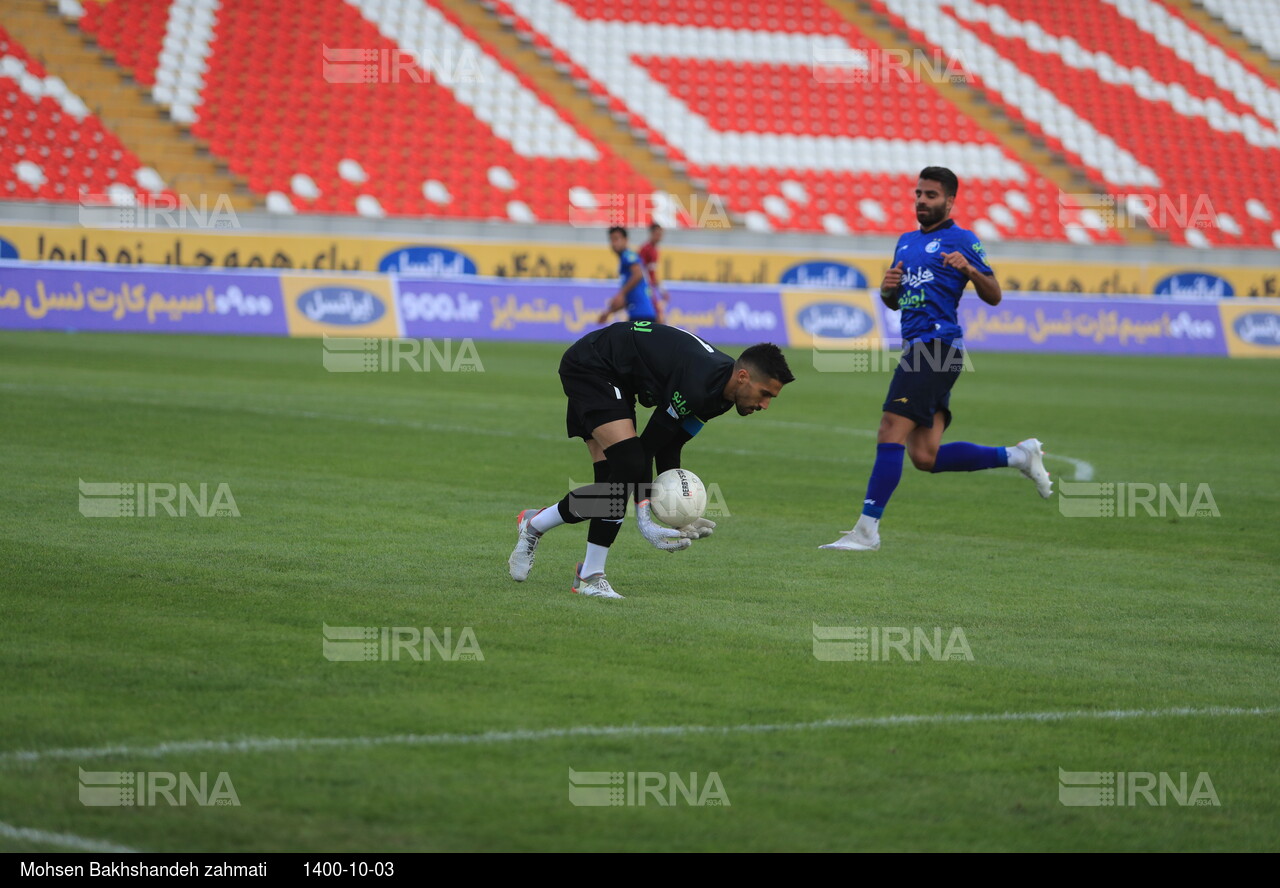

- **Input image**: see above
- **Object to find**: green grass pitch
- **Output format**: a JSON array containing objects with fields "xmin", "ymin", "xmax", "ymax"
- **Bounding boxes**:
[{"xmin": 1, "ymin": 329, "xmax": 1277, "ymax": 851}]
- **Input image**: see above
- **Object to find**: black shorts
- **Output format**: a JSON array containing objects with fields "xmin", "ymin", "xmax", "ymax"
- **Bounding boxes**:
[
  {"xmin": 560, "ymin": 353, "xmax": 636, "ymax": 441},
  {"xmin": 882, "ymin": 339, "xmax": 965, "ymax": 429}
]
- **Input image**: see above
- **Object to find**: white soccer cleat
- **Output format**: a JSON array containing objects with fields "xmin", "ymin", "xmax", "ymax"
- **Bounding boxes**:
[
  {"xmin": 819, "ymin": 523, "xmax": 881, "ymax": 551},
  {"xmin": 1013, "ymin": 438, "xmax": 1053, "ymax": 499},
  {"xmin": 508, "ymin": 508, "xmax": 542, "ymax": 581},
  {"xmin": 571, "ymin": 563, "xmax": 624, "ymax": 599}
]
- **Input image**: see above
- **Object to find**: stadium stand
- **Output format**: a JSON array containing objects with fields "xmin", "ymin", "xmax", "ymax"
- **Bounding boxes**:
[
  {"xmin": 0, "ymin": 23, "xmax": 173, "ymax": 205},
  {"xmin": 489, "ymin": 0, "xmax": 1085, "ymax": 242},
  {"xmin": 869, "ymin": 0, "xmax": 1280, "ymax": 247},
  {"xmin": 1200, "ymin": 0, "xmax": 1280, "ymax": 63},
  {"xmin": 69, "ymin": 0, "xmax": 659, "ymax": 222},
  {"xmin": 2, "ymin": 0, "xmax": 1277, "ymax": 246}
]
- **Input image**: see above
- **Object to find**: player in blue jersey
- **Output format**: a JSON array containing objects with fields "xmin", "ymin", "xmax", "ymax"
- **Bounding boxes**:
[
  {"xmin": 822, "ymin": 167, "xmax": 1052, "ymax": 552},
  {"xmin": 598, "ymin": 226, "xmax": 664, "ymax": 324}
]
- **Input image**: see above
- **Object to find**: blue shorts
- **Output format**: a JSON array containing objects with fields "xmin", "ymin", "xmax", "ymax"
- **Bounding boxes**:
[{"xmin": 881, "ymin": 339, "xmax": 965, "ymax": 429}]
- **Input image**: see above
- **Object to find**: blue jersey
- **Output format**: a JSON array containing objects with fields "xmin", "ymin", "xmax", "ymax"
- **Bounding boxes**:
[
  {"xmin": 891, "ymin": 220, "xmax": 992, "ymax": 343},
  {"xmin": 618, "ymin": 249, "xmax": 657, "ymax": 320}
]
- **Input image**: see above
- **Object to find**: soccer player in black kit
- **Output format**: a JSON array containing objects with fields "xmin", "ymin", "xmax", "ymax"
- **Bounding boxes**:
[{"xmin": 509, "ymin": 320, "xmax": 794, "ymax": 599}]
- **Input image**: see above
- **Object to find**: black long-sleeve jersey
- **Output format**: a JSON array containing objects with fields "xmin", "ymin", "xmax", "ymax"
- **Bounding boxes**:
[{"xmin": 564, "ymin": 321, "xmax": 737, "ymax": 469}]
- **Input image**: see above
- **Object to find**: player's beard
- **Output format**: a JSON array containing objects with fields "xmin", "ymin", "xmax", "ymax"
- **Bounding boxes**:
[{"xmin": 916, "ymin": 205, "xmax": 944, "ymax": 227}]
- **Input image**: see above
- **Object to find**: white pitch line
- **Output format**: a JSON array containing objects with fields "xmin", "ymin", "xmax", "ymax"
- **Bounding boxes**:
[
  {"xmin": 1046, "ymin": 453, "xmax": 1094, "ymax": 481},
  {"xmin": 0, "ymin": 820, "xmax": 139, "ymax": 853},
  {"xmin": 2, "ymin": 706, "xmax": 1274, "ymax": 767}
]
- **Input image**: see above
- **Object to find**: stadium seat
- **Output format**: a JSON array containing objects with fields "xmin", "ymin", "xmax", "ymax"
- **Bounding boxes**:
[
  {"xmin": 488, "ymin": 0, "xmax": 1087, "ymax": 239},
  {"xmin": 58, "ymin": 0, "xmax": 657, "ymax": 224},
  {"xmin": 868, "ymin": 0, "xmax": 1280, "ymax": 247},
  {"xmin": 4, "ymin": 0, "xmax": 1276, "ymax": 245},
  {"xmin": 0, "ymin": 25, "xmax": 173, "ymax": 206}
]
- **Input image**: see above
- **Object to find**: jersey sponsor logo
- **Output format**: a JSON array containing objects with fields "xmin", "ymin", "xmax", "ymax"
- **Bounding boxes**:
[
  {"xmin": 778, "ymin": 261, "xmax": 868, "ymax": 289},
  {"xmin": 377, "ymin": 246, "xmax": 477, "ymax": 276},
  {"xmin": 901, "ymin": 267, "xmax": 935, "ymax": 288},
  {"xmin": 925, "ymin": 240, "xmax": 942, "ymax": 254},
  {"xmin": 296, "ymin": 286, "xmax": 386, "ymax": 325},
  {"xmin": 671, "ymin": 390, "xmax": 690, "ymax": 416},
  {"xmin": 0, "ymin": 237, "xmax": 17, "ymax": 259},
  {"xmin": 796, "ymin": 303, "xmax": 875, "ymax": 338},
  {"xmin": 971, "ymin": 241, "xmax": 986, "ymax": 258},
  {"xmin": 1153, "ymin": 271, "xmax": 1234, "ymax": 300},
  {"xmin": 1232, "ymin": 313, "xmax": 1280, "ymax": 346}
]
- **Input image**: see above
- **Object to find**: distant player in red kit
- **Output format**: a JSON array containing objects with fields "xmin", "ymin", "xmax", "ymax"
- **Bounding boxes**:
[{"xmin": 637, "ymin": 222, "xmax": 669, "ymax": 320}]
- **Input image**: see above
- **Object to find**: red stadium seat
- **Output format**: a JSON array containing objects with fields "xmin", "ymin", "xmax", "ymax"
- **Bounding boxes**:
[{"xmin": 4, "ymin": 0, "xmax": 1275, "ymax": 244}]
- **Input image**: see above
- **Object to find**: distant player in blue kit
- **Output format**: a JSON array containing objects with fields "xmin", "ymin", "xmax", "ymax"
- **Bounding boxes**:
[
  {"xmin": 598, "ymin": 226, "xmax": 664, "ymax": 324},
  {"xmin": 822, "ymin": 167, "xmax": 1053, "ymax": 552}
]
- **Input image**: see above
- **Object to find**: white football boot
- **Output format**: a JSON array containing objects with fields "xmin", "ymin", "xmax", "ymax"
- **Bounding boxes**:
[
  {"xmin": 571, "ymin": 563, "xmax": 624, "ymax": 599},
  {"xmin": 508, "ymin": 508, "xmax": 543, "ymax": 581},
  {"xmin": 1012, "ymin": 438, "xmax": 1053, "ymax": 498},
  {"xmin": 820, "ymin": 517, "xmax": 881, "ymax": 551}
]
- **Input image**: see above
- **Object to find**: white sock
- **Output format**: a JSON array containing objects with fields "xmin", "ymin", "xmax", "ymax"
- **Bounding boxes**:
[
  {"xmin": 1005, "ymin": 444, "xmax": 1028, "ymax": 469},
  {"xmin": 581, "ymin": 542, "xmax": 609, "ymax": 577},
  {"xmin": 856, "ymin": 514, "xmax": 880, "ymax": 535},
  {"xmin": 530, "ymin": 506, "xmax": 564, "ymax": 534}
]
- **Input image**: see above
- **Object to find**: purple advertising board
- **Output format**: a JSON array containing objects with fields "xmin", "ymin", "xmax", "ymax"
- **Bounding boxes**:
[
  {"xmin": 396, "ymin": 276, "xmax": 784, "ymax": 345},
  {"xmin": 879, "ymin": 295, "xmax": 1227, "ymax": 356},
  {"xmin": 0, "ymin": 262, "xmax": 1249, "ymax": 357},
  {"xmin": 0, "ymin": 263, "xmax": 287, "ymax": 335}
]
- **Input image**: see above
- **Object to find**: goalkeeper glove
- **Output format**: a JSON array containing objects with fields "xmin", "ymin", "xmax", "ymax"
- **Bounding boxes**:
[
  {"xmin": 636, "ymin": 500, "xmax": 693, "ymax": 551},
  {"xmin": 679, "ymin": 517, "xmax": 716, "ymax": 539}
]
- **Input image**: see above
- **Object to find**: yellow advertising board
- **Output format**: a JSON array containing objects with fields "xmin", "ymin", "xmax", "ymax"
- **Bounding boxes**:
[
  {"xmin": 2, "ymin": 222, "xmax": 1276, "ymax": 298},
  {"xmin": 779, "ymin": 289, "xmax": 884, "ymax": 349},
  {"xmin": 1218, "ymin": 301, "xmax": 1280, "ymax": 358},
  {"xmin": 278, "ymin": 274, "xmax": 400, "ymax": 338}
]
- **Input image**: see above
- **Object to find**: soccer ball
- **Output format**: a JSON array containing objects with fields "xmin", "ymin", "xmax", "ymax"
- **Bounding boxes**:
[{"xmin": 649, "ymin": 469, "xmax": 708, "ymax": 528}]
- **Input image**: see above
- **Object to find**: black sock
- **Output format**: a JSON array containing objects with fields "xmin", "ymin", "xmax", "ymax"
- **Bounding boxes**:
[{"xmin": 556, "ymin": 460, "xmax": 621, "ymax": 525}]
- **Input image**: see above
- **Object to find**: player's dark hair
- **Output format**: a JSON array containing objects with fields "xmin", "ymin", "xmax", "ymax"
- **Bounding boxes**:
[
  {"xmin": 648, "ymin": 222, "xmax": 662, "ymax": 231},
  {"xmin": 918, "ymin": 166, "xmax": 959, "ymax": 197},
  {"xmin": 737, "ymin": 343, "xmax": 795, "ymax": 385},
  {"xmin": 608, "ymin": 226, "xmax": 627, "ymax": 238}
]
